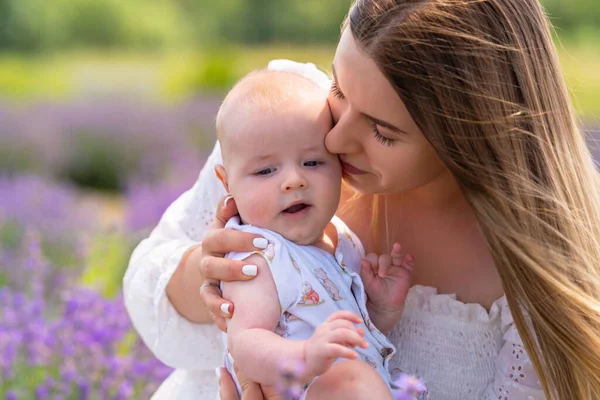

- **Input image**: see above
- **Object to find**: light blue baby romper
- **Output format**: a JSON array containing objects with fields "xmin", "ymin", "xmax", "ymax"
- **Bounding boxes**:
[{"xmin": 221, "ymin": 215, "xmax": 397, "ymax": 398}]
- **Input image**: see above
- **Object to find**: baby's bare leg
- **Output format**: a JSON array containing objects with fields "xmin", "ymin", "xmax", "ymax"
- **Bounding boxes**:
[{"xmin": 305, "ymin": 359, "xmax": 393, "ymax": 400}]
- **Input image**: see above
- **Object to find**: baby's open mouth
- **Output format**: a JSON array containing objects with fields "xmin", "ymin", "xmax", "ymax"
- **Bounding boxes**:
[{"xmin": 283, "ymin": 203, "xmax": 310, "ymax": 214}]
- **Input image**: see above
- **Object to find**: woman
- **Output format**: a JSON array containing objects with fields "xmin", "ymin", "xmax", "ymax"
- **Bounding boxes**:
[{"xmin": 124, "ymin": 0, "xmax": 600, "ymax": 399}]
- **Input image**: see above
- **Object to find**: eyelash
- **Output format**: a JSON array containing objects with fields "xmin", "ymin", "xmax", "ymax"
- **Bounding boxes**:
[
  {"xmin": 255, "ymin": 168, "xmax": 275, "ymax": 176},
  {"xmin": 372, "ymin": 123, "xmax": 394, "ymax": 147},
  {"xmin": 254, "ymin": 161, "xmax": 321, "ymax": 176},
  {"xmin": 330, "ymin": 81, "xmax": 344, "ymax": 99},
  {"xmin": 331, "ymin": 80, "xmax": 394, "ymax": 147}
]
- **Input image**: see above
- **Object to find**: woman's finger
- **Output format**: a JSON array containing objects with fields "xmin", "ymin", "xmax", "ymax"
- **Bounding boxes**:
[
  {"xmin": 260, "ymin": 385, "xmax": 282, "ymax": 400},
  {"xmin": 233, "ymin": 364, "xmax": 267, "ymax": 400},
  {"xmin": 212, "ymin": 312, "xmax": 229, "ymax": 333},
  {"xmin": 200, "ymin": 256, "xmax": 259, "ymax": 282},
  {"xmin": 212, "ymin": 195, "xmax": 240, "ymax": 227},
  {"xmin": 199, "ymin": 283, "xmax": 233, "ymax": 319},
  {"xmin": 219, "ymin": 367, "xmax": 242, "ymax": 400},
  {"xmin": 203, "ymin": 228, "xmax": 268, "ymax": 256}
]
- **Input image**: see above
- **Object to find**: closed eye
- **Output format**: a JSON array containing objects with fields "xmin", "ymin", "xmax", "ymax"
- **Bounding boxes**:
[
  {"xmin": 372, "ymin": 123, "xmax": 394, "ymax": 147},
  {"xmin": 330, "ymin": 81, "xmax": 345, "ymax": 100}
]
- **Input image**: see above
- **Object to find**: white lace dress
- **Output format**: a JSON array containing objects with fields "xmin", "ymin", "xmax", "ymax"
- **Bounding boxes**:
[{"xmin": 123, "ymin": 141, "xmax": 545, "ymax": 400}]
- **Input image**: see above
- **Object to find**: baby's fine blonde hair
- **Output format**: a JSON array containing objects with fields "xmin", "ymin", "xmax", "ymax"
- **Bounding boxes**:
[{"xmin": 215, "ymin": 69, "xmax": 325, "ymax": 148}]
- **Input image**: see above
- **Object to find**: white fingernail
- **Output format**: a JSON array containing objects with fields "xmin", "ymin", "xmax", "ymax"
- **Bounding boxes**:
[
  {"xmin": 220, "ymin": 303, "xmax": 231, "ymax": 315},
  {"xmin": 215, "ymin": 367, "xmax": 221, "ymax": 379},
  {"xmin": 228, "ymin": 352, "xmax": 235, "ymax": 364},
  {"xmin": 253, "ymin": 238, "xmax": 268, "ymax": 249},
  {"xmin": 242, "ymin": 265, "xmax": 258, "ymax": 276},
  {"xmin": 223, "ymin": 195, "xmax": 234, "ymax": 209}
]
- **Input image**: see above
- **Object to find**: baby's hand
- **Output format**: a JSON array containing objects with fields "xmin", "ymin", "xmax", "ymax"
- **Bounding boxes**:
[
  {"xmin": 361, "ymin": 243, "xmax": 414, "ymax": 334},
  {"xmin": 303, "ymin": 310, "xmax": 368, "ymax": 380}
]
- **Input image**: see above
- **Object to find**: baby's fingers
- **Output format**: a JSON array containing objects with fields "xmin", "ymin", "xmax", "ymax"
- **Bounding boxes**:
[
  {"xmin": 328, "ymin": 328, "xmax": 369, "ymax": 349},
  {"xmin": 325, "ymin": 310, "xmax": 362, "ymax": 325},
  {"xmin": 378, "ymin": 254, "xmax": 392, "ymax": 278},
  {"xmin": 360, "ymin": 259, "xmax": 375, "ymax": 289},
  {"xmin": 402, "ymin": 254, "xmax": 415, "ymax": 273},
  {"xmin": 324, "ymin": 319, "xmax": 360, "ymax": 332},
  {"xmin": 323, "ymin": 344, "xmax": 359, "ymax": 361},
  {"xmin": 390, "ymin": 243, "xmax": 403, "ymax": 265}
]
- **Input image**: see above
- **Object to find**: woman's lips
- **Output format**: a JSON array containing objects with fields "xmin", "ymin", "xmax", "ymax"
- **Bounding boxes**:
[{"xmin": 341, "ymin": 161, "xmax": 368, "ymax": 175}]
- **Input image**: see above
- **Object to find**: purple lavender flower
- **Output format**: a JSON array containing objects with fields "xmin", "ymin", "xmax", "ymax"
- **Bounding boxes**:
[
  {"xmin": 276, "ymin": 359, "xmax": 306, "ymax": 400},
  {"xmin": 34, "ymin": 384, "xmax": 49, "ymax": 399},
  {"xmin": 393, "ymin": 373, "xmax": 427, "ymax": 400}
]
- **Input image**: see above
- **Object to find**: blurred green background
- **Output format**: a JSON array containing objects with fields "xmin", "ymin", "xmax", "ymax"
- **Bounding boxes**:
[
  {"xmin": 0, "ymin": 0, "xmax": 597, "ymax": 116},
  {"xmin": 0, "ymin": 1, "xmax": 598, "ymax": 398}
]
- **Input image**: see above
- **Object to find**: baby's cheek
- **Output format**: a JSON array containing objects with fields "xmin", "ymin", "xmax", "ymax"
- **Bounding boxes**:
[{"xmin": 236, "ymin": 191, "xmax": 274, "ymax": 226}]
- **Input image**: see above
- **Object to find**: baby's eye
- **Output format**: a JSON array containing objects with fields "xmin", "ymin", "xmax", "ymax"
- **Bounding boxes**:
[
  {"xmin": 255, "ymin": 168, "xmax": 275, "ymax": 176},
  {"xmin": 304, "ymin": 161, "xmax": 321, "ymax": 167}
]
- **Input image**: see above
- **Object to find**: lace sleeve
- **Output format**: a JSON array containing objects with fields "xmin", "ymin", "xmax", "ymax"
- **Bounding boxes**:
[
  {"xmin": 123, "ymin": 141, "xmax": 227, "ymax": 370},
  {"xmin": 483, "ymin": 300, "xmax": 545, "ymax": 399}
]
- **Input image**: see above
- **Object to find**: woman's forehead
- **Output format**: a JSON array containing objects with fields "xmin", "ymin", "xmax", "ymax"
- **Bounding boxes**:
[{"xmin": 333, "ymin": 28, "xmax": 418, "ymax": 136}]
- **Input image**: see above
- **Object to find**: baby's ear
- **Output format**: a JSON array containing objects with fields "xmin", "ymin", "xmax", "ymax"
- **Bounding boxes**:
[{"xmin": 215, "ymin": 164, "xmax": 230, "ymax": 192}]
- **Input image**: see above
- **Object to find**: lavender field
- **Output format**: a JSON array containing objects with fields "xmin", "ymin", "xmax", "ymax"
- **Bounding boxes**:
[
  {"xmin": 0, "ymin": 97, "xmax": 220, "ymax": 399},
  {"xmin": 0, "ymin": 93, "xmax": 598, "ymax": 399}
]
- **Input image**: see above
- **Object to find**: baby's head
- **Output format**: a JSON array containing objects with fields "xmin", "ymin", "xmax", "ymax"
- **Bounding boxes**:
[{"xmin": 215, "ymin": 69, "xmax": 341, "ymax": 245}]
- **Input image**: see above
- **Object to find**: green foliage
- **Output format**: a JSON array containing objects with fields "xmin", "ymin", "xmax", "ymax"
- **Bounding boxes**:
[
  {"xmin": 0, "ymin": 56, "xmax": 68, "ymax": 98},
  {"xmin": 179, "ymin": 0, "xmax": 351, "ymax": 45},
  {"xmin": 0, "ymin": 0, "xmax": 189, "ymax": 52},
  {"xmin": 163, "ymin": 51, "xmax": 239, "ymax": 97},
  {"xmin": 0, "ymin": 221, "xmax": 21, "ymax": 250},
  {"xmin": 0, "ymin": 0, "xmax": 597, "ymax": 53},
  {"xmin": 542, "ymin": 0, "xmax": 600, "ymax": 31},
  {"xmin": 80, "ymin": 232, "xmax": 135, "ymax": 298}
]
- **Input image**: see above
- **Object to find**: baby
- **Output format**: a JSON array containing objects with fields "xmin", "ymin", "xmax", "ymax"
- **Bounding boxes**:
[{"xmin": 214, "ymin": 69, "xmax": 414, "ymax": 399}]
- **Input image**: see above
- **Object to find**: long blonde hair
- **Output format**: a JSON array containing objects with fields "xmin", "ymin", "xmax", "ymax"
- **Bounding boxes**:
[{"xmin": 347, "ymin": 0, "xmax": 600, "ymax": 398}]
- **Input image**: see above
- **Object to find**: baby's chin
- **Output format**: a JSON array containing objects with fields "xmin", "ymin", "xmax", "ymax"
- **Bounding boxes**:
[
  {"xmin": 242, "ymin": 214, "xmax": 330, "ymax": 245},
  {"xmin": 274, "ymin": 222, "xmax": 328, "ymax": 246},
  {"xmin": 280, "ymin": 231, "xmax": 322, "ymax": 246}
]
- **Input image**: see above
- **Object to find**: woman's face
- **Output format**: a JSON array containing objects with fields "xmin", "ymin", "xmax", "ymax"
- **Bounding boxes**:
[{"xmin": 326, "ymin": 28, "xmax": 447, "ymax": 195}]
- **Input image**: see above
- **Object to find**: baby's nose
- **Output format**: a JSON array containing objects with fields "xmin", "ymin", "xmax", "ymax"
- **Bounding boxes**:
[{"xmin": 282, "ymin": 170, "xmax": 308, "ymax": 191}]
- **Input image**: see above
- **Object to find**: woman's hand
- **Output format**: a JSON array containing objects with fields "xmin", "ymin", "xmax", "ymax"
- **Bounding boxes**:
[
  {"xmin": 198, "ymin": 195, "xmax": 270, "ymax": 330},
  {"xmin": 167, "ymin": 195, "xmax": 268, "ymax": 331},
  {"xmin": 218, "ymin": 366, "xmax": 282, "ymax": 400}
]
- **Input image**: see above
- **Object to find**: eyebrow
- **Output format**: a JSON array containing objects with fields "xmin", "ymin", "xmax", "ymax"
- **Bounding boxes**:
[
  {"xmin": 247, "ymin": 154, "xmax": 274, "ymax": 164},
  {"xmin": 331, "ymin": 64, "xmax": 409, "ymax": 135}
]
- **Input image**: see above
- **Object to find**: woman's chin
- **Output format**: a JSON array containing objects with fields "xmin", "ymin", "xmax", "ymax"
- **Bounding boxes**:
[{"xmin": 342, "ymin": 176, "xmax": 382, "ymax": 195}]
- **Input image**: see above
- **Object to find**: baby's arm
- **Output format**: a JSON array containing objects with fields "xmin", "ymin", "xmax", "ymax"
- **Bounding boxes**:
[
  {"xmin": 223, "ymin": 254, "xmax": 303, "ymax": 385},
  {"xmin": 225, "ymin": 254, "xmax": 367, "ymax": 386}
]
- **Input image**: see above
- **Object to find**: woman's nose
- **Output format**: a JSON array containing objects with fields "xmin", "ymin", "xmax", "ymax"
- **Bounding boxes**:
[
  {"xmin": 281, "ymin": 168, "xmax": 308, "ymax": 192},
  {"xmin": 325, "ymin": 110, "xmax": 361, "ymax": 154}
]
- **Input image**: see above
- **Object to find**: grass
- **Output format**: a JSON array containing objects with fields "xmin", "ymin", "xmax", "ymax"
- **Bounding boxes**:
[{"xmin": 0, "ymin": 38, "xmax": 597, "ymax": 118}]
